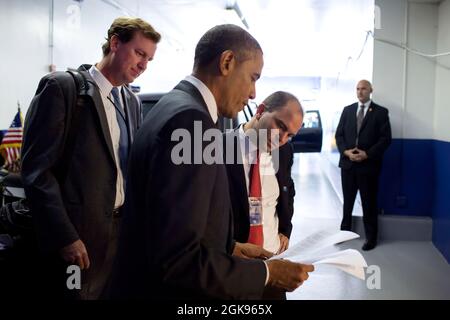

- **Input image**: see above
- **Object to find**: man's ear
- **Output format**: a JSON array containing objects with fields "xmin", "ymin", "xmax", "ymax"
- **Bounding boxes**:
[
  {"xmin": 109, "ymin": 34, "xmax": 120, "ymax": 53},
  {"xmin": 219, "ymin": 50, "xmax": 235, "ymax": 76},
  {"xmin": 256, "ymin": 104, "xmax": 265, "ymax": 119}
]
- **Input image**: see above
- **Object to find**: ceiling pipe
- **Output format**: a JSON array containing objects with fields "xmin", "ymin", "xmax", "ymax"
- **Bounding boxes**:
[
  {"xmin": 100, "ymin": 0, "xmax": 136, "ymax": 16},
  {"xmin": 226, "ymin": 0, "xmax": 249, "ymax": 29}
]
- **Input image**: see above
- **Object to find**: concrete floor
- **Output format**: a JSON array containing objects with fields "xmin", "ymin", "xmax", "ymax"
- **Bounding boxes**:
[{"xmin": 286, "ymin": 153, "xmax": 450, "ymax": 300}]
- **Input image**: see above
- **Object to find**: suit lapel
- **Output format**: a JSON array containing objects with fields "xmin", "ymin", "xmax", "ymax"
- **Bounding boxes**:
[
  {"xmin": 349, "ymin": 103, "xmax": 358, "ymax": 138},
  {"xmin": 235, "ymin": 133, "xmax": 250, "ymax": 198},
  {"xmin": 79, "ymin": 69, "xmax": 116, "ymax": 164},
  {"xmin": 174, "ymin": 80, "xmax": 212, "ymax": 120},
  {"xmin": 121, "ymin": 88, "xmax": 135, "ymax": 144},
  {"xmin": 225, "ymin": 129, "xmax": 250, "ymax": 218}
]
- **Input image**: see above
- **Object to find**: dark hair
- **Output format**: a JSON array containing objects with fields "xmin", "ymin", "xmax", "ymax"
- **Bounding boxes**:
[
  {"xmin": 263, "ymin": 91, "xmax": 304, "ymax": 116},
  {"xmin": 102, "ymin": 17, "xmax": 161, "ymax": 56},
  {"xmin": 193, "ymin": 24, "xmax": 262, "ymax": 70}
]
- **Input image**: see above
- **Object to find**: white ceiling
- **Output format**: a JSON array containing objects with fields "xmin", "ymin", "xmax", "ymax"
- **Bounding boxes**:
[
  {"xmin": 103, "ymin": 0, "xmax": 380, "ymax": 92},
  {"xmin": 127, "ymin": 0, "xmax": 375, "ymax": 77},
  {"xmin": 408, "ymin": 0, "xmax": 441, "ymax": 3}
]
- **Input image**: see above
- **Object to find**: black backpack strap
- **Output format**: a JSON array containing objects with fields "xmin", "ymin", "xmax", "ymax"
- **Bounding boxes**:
[
  {"xmin": 67, "ymin": 69, "xmax": 89, "ymax": 95},
  {"xmin": 56, "ymin": 70, "xmax": 88, "ymax": 184}
]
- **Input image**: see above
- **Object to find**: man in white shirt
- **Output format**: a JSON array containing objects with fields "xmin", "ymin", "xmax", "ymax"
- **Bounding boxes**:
[
  {"xmin": 22, "ymin": 17, "xmax": 160, "ymax": 299},
  {"xmin": 224, "ymin": 91, "xmax": 304, "ymax": 299}
]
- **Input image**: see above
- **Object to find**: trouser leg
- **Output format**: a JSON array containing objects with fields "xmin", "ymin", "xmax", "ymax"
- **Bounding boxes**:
[
  {"xmin": 340, "ymin": 169, "xmax": 358, "ymax": 231},
  {"xmin": 357, "ymin": 171, "xmax": 379, "ymax": 243}
]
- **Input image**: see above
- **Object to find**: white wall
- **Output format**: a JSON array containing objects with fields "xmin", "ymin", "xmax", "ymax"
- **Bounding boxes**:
[
  {"xmin": 52, "ymin": 0, "xmax": 124, "ymax": 70},
  {"xmin": 0, "ymin": 0, "xmax": 49, "ymax": 128},
  {"xmin": 373, "ymin": 0, "xmax": 406, "ymax": 139},
  {"xmin": 0, "ymin": 0, "xmax": 241, "ymax": 129},
  {"xmin": 373, "ymin": 0, "xmax": 438, "ymax": 140},
  {"xmin": 404, "ymin": 2, "xmax": 437, "ymax": 140},
  {"xmin": 0, "ymin": 0, "xmax": 144, "ymax": 129},
  {"xmin": 434, "ymin": 0, "xmax": 450, "ymax": 142}
]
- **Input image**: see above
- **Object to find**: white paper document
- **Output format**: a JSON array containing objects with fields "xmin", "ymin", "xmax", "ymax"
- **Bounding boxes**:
[
  {"xmin": 271, "ymin": 229, "xmax": 368, "ymax": 280},
  {"xmin": 273, "ymin": 229, "xmax": 360, "ymax": 260},
  {"xmin": 299, "ymin": 249, "xmax": 368, "ymax": 280}
]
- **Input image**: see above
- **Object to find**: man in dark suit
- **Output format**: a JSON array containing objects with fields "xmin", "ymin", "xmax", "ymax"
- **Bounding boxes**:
[
  {"xmin": 110, "ymin": 24, "xmax": 313, "ymax": 300},
  {"xmin": 224, "ymin": 91, "xmax": 303, "ymax": 300},
  {"xmin": 21, "ymin": 17, "xmax": 161, "ymax": 299},
  {"xmin": 225, "ymin": 91, "xmax": 302, "ymax": 256},
  {"xmin": 335, "ymin": 80, "xmax": 392, "ymax": 251}
]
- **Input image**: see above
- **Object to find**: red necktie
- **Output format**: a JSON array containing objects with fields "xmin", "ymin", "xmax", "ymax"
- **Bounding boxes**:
[{"xmin": 248, "ymin": 152, "xmax": 264, "ymax": 246}]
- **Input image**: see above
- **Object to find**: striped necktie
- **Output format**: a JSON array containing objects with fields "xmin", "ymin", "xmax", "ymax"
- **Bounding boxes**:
[{"xmin": 248, "ymin": 152, "xmax": 264, "ymax": 246}]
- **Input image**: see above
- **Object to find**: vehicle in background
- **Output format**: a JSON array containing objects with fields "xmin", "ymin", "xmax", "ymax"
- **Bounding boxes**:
[
  {"xmin": 129, "ymin": 85, "xmax": 141, "ymax": 93},
  {"xmin": 290, "ymin": 110, "xmax": 322, "ymax": 153},
  {"xmin": 138, "ymin": 92, "xmax": 237, "ymax": 131},
  {"xmin": 138, "ymin": 92, "xmax": 165, "ymax": 119}
]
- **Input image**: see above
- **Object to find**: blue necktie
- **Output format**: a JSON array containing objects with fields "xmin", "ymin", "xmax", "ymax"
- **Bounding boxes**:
[{"xmin": 111, "ymin": 87, "xmax": 129, "ymax": 182}]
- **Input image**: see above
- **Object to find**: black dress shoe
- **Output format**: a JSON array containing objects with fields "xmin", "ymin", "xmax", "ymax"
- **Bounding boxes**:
[{"xmin": 362, "ymin": 241, "xmax": 377, "ymax": 251}]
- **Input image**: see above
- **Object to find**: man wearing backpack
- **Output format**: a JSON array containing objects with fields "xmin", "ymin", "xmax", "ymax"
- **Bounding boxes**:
[{"xmin": 21, "ymin": 17, "xmax": 160, "ymax": 300}]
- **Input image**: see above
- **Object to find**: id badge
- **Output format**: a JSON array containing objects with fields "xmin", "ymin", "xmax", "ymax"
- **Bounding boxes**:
[{"xmin": 249, "ymin": 197, "xmax": 263, "ymax": 225}]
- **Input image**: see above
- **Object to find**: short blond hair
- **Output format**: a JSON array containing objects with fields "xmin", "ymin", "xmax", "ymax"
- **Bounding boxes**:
[{"xmin": 102, "ymin": 17, "xmax": 161, "ymax": 56}]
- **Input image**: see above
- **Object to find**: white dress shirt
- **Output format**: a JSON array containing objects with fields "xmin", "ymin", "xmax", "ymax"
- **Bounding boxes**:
[
  {"xmin": 239, "ymin": 125, "xmax": 281, "ymax": 254},
  {"xmin": 184, "ymin": 75, "xmax": 218, "ymax": 123},
  {"xmin": 89, "ymin": 65, "xmax": 125, "ymax": 209}
]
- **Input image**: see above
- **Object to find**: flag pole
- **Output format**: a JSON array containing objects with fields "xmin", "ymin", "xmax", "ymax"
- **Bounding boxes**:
[{"xmin": 17, "ymin": 100, "xmax": 24, "ymax": 126}]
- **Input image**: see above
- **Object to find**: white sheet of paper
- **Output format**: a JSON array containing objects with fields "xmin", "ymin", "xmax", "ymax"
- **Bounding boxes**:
[
  {"xmin": 328, "ymin": 264, "xmax": 366, "ymax": 280},
  {"xmin": 270, "ymin": 229, "xmax": 368, "ymax": 280},
  {"xmin": 311, "ymin": 249, "xmax": 367, "ymax": 265},
  {"xmin": 292, "ymin": 249, "xmax": 368, "ymax": 280},
  {"xmin": 272, "ymin": 229, "xmax": 360, "ymax": 260}
]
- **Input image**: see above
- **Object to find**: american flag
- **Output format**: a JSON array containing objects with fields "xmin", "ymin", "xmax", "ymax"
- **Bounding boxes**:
[{"xmin": 0, "ymin": 109, "xmax": 23, "ymax": 173}]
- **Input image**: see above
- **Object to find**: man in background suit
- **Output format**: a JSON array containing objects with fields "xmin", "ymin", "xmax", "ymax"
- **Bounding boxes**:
[
  {"xmin": 335, "ymin": 80, "xmax": 392, "ymax": 251},
  {"xmin": 21, "ymin": 17, "xmax": 161, "ymax": 299},
  {"xmin": 110, "ymin": 24, "xmax": 313, "ymax": 300}
]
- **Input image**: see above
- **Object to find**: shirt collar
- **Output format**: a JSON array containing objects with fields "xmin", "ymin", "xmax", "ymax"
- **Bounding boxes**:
[
  {"xmin": 359, "ymin": 99, "xmax": 371, "ymax": 109},
  {"xmin": 184, "ymin": 75, "xmax": 218, "ymax": 123},
  {"xmin": 89, "ymin": 65, "xmax": 121, "ymax": 98}
]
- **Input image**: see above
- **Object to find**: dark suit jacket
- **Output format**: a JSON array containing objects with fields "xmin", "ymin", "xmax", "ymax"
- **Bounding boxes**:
[
  {"xmin": 21, "ymin": 65, "xmax": 142, "ymax": 298},
  {"xmin": 110, "ymin": 80, "xmax": 266, "ymax": 300},
  {"xmin": 223, "ymin": 130, "xmax": 295, "ymax": 244},
  {"xmin": 335, "ymin": 101, "xmax": 391, "ymax": 172}
]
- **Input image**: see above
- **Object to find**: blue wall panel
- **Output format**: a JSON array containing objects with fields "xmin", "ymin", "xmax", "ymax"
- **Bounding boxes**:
[
  {"xmin": 378, "ymin": 139, "xmax": 449, "ymax": 262},
  {"xmin": 379, "ymin": 139, "xmax": 434, "ymax": 217},
  {"xmin": 432, "ymin": 140, "xmax": 450, "ymax": 263}
]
